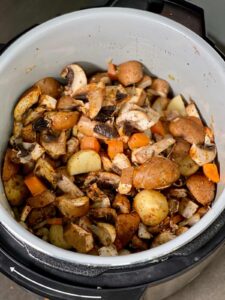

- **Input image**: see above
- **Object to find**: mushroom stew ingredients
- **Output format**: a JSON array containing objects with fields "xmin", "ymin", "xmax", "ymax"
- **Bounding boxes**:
[{"xmin": 2, "ymin": 60, "xmax": 219, "ymax": 255}]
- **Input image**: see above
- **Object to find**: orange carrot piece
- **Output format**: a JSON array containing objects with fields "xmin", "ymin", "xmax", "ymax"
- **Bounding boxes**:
[
  {"xmin": 128, "ymin": 133, "xmax": 150, "ymax": 150},
  {"xmin": 24, "ymin": 175, "xmax": 47, "ymax": 196},
  {"xmin": 80, "ymin": 136, "xmax": 100, "ymax": 153},
  {"xmin": 151, "ymin": 120, "xmax": 166, "ymax": 136},
  {"xmin": 203, "ymin": 163, "xmax": 220, "ymax": 183},
  {"xmin": 107, "ymin": 140, "xmax": 123, "ymax": 159},
  {"xmin": 107, "ymin": 63, "xmax": 118, "ymax": 80},
  {"xmin": 47, "ymin": 218, "xmax": 63, "ymax": 225}
]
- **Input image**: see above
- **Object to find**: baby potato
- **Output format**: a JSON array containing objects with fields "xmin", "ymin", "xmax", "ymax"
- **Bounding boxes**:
[
  {"xmin": 67, "ymin": 150, "xmax": 101, "ymax": 175},
  {"xmin": 49, "ymin": 225, "xmax": 72, "ymax": 249},
  {"xmin": 117, "ymin": 61, "xmax": 143, "ymax": 86},
  {"xmin": 4, "ymin": 175, "xmax": 28, "ymax": 206},
  {"xmin": 167, "ymin": 95, "xmax": 187, "ymax": 117},
  {"xmin": 35, "ymin": 77, "xmax": 62, "ymax": 98},
  {"xmin": 134, "ymin": 190, "xmax": 168, "ymax": 226},
  {"xmin": 152, "ymin": 231, "xmax": 176, "ymax": 247}
]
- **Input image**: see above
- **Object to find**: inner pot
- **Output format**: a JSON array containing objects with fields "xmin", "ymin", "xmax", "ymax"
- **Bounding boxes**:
[{"xmin": 0, "ymin": 7, "xmax": 225, "ymax": 268}]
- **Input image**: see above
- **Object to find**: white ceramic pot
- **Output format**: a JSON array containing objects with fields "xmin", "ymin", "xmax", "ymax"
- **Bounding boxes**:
[{"xmin": 0, "ymin": 7, "xmax": 225, "ymax": 268}]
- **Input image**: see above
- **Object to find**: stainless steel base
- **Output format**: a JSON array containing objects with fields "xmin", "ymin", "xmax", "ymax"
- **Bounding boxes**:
[{"xmin": 142, "ymin": 245, "xmax": 223, "ymax": 300}]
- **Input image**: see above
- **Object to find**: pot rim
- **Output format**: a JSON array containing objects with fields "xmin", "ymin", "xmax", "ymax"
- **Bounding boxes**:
[{"xmin": 0, "ymin": 7, "xmax": 225, "ymax": 267}]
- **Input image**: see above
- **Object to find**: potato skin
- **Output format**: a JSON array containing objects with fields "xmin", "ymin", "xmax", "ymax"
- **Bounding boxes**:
[
  {"xmin": 134, "ymin": 190, "xmax": 168, "ymax": 226},
  {"xmin": 4, "ymin": 175, "xmax": 28, "ymax": 206},
  {"xmin": 169, "ymin": 116, "xmax": 205, "ymax": 144},
  {"xmin": 35, "ymin": 77, "xmax": 62, "ymax": 98},
  {"xmin": 56, "ymin": 196, "xmax": 89, "ymax": 218},
  {"xmin": 133, "ymin": 156, "xmax": 180, "ymax": 189},
  {"xmin": 117, "ymin": 61, "xmax": 143, "ymax": 86},
  {"xmin": 186, "ymin": 174, "xmax": 215, "ymax": 205}
]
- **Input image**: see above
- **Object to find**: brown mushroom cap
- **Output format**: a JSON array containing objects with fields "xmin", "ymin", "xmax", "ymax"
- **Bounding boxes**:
[
  {"xmin": 186, "ymin": 174, "xmax": 215, "ymax": 205},
  {"xmin": 169, "ymin": 116, "xmax": 205, "ymax": 144},
  {"xmin": 117, "ymin": 61, "xmax": 143, "ymax": 86},
  {"xmin": 133, "ymin": 156, "xmax": 180, "ymax": 189}
]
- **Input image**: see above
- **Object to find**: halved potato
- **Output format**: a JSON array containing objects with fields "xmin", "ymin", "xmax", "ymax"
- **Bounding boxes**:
[
  {"xmin": 49, "ymin": 225, "xmax": 72, "ymax": 249},
  {"xmin": 4, "ymin": 175, "xmax": 28, "ymax": 206},
  {"xmin": 67, "ymin": 150, "xmax": 101, "ymax": 175},
  {"xmin": 167, "ymin": 95, "xmax": 186, "ymax": 116},
  {"xmin": 91, "ymin": 223, "xmax": 116, "ymax": 246}
]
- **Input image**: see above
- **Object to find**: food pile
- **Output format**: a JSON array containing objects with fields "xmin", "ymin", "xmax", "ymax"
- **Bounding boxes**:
[{"xmin": 2, "ymin": 60, "xmax": 219, "ymax": 256}]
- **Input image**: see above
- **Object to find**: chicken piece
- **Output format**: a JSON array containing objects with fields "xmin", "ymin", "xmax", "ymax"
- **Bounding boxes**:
[{"xmin": 87, "ymin": 183, "xmax": 110, "ymax": 208}]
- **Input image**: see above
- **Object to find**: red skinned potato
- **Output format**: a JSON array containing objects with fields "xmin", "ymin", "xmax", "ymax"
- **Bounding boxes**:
[
  {"xmin": 133, "ymin": 156, "xmax": 180, "ymax": 190},
  {"xmin": 169, "ymin": 116, "xmax": 205, "ymax": 144},
  {"xmin": 186, "ymin": 174, "xmax": 215, "ymax": 205},
  {"xmin": 117, "ymin": 61, "xmax": 143, "ymax": 86}
]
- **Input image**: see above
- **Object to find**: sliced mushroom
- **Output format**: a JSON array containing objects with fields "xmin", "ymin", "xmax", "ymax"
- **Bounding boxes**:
[
  {"xmin": 189, "ymin": 144, "xmax": 217, "ymax": 166},
  {"xmin": 168, "ymin": 188, "xmax": 188, "ymax": 198},
  {"xmin": 61, "ymin": 64, "xmax": 87, "ymax": 97},
  {"xmin": 56, "ymin": 195, "xmax": 89, "ymax": 218},
  {"xmin": 137, "ymin": 75, "xmax": 152, "ymax": 89},
  {"xmin": 118, "ymin": 166, "xmax": 134, "ymax": 195},
  {"xmin": 98, "ymin": 244, "xmax": 118, "ymax": 256},
  {"xmin": 97, "ymin": 172, "xmax": 120, "ymax": 189},
  {"xmin": 23, "ymin": 107, "xmax": 46, "ymax": 126},
  {"xmin": 112, "ymin": 153, "xmax": 131, "ymax": 171},
  {"xmin": 169, "ymin": 116, "xmax": 205, "ymax": 144},
  {"xmin": 21, "ymin": 124, "xmax": 37, "ymax": 143},
  {"xmin": 100, "ymin": 154, "xmax": 112, "ymax": 173},
  {"xmin": 116, "ymin": 110, "xmax": 153, "ymax": 132},
  {"xmin": 94, "ymin": 123, "xmax": 119, "ymax": 139},
  {"xmin": 77, "ymin": 115, "xmax": 97, "ymax": 137},
  {"xmin": 150, "ymin": 78, "xmax": 170, "ymax": 97},
  {"xmin": 30, "ymin": 143, "xmax": 45, "ymax": 161},
  {"xmin": 178, "ymin": 198, "xmax": 198, "ymax": 218},
  {"xmin": 39, "ymin": 94, "xmax": 57, "ymax": 110},
  {"xmin": 186, "ymin": 174, "xmax": 215, "ymax": 205},
  {"xmin": 103, "ymin": 85, "xmax": 127, "ymax": 106},
  {"xmin": 27, "ymin": 190, "xmax": 55, "ymax": 208},
  {"xmin": 40, "ymin": 131, "xmax": 66, "ymax": 159},
  {"xmin": 87, "ymin": 82, "xmax": 105, "ymax": 119},
  {"xmin": 152, "ymin": 97, "xmax": 169, "ymax": 116},
  {"xmin": 132, "ymin": 136, "xmax": 175, "ymax": 164},
  {"xmin": 94, "ymin": 105, "xmax": 116, "ymax": 122},
  {"xmin": 57, "ymin": 95, "xmax": 85, "ymax": 111},
  {"xmin": 126, "ymin": 87, "xmax": 146, "ymax": 106},
  {"xmin": 117, "ymin": 61, "xmax": 143, "ymax": 86},
  {"xmin": 89, "ymin": 208, "xmax": 117, "ymax": 224},
  {"xmin": 90, "ymin": 222, "xmax": 116, "ymax": 246},
  {"xmin": 112, "ymin": 194, "xmax": 131, "ymax": 214},
  {"xmin": 138, "ymin": 223, "xmax": 152, "ymax": 239},
  {"xmin": 13, "ymin": 122, "xmax": 23, "ymax": 138},
  {"xmin": 152, "ymin": 231, "xmax": 176, "ymax": 247},
  {"xmin": 57, "ymin": 175, "xmax": 84, "ymax": 197},
  {"xmin": 87, "ymin": 183, "xmax": 110, "ymax": 208},
  {"xmin": 35, "ymin": 77, "xmax": 62, "ymax": 98},
  {"xmin": 130, "ymin": 235, "xmax": 148, "ymax": 251},
  {"xmin": 64, "ymin": 224, "xmax": 94, "ymax": 253},
  {"xmin": 14, "ymin": 86, "xmax": 41, "ymax": 122},
  {"xmin": 34, "ymin": 158, "xmax": 59, "ymax": 188},
  {"xmin": 170, "ymin": 139, "xmax": 191, "ymax": 162},
  {"xmin": 45, "ymin": 111, "xmax": 79, "ymax": 131},
  {"xmin": 89, "ymin": 72, "xmax": 111, "ymax": 85}
]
